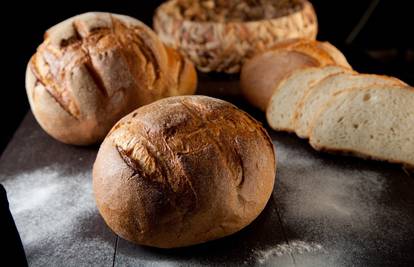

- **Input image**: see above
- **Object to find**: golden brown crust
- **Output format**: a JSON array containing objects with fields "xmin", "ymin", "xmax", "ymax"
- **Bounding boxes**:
[
  {"xmin": 270, "ymin": 38, "xmax": 351, "ymax": 69},
  {"xmin": 26, "ymin": 12, "xmax": 197, "ymax": 145},
  {"xmin": 154, "ymin": 0, "xmax": 317, "ymax": 73},
  {"xmin": 93, "ymin": 96, "xmax": 276, "ymax": 248},
  {"xmin": 240, "ymin": 50, "xmax": 320, "ymax": 111},
  {"xmin": 316, "ymin": 41, "xmax": 352, "ymax": 69},
  {"xmin": 164, "ymin": 45, "xmax": 198, "ymax": 96}
]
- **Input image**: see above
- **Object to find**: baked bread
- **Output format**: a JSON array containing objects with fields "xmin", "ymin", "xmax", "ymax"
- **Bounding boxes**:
[
  {"xmin": 271, "ymin": 38, "xmax": 352, "ymax": 69},
  {"xmin": 154, "ymin": 0, "xmax": 317, "ymax": 73},
  {"xmin": 26, "ymin": 12, "xmax": 197, "ymax": 145},
  {"xmin": 309, "ymin": 86, "xmax": 414, "ymax": 168},
  {"xmin": 240, "ymin": 50, "xmax": 321, "ymax": 111},
  {"xmin": 93, "ymin": 95, "xmax": 276, "ymax": 248},
  {"xmin": 294, "ymin": 73, "xmax": 405, "ymax": 139},
  {"xmin": 316, "ymin": 41, "xmax": 352, "ymax": 69},
  {"xmin": 266, "ymin": 65, "xmax": 350, "ymax": 132}
]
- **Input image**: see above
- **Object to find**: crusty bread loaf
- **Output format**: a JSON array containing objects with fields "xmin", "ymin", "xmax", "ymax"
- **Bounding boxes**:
[
  {"xmin": 271, "ymin": 38, "xmax": 352, "ymax": 69},
  {"xmin": 309, "ymin": 86, "xmax": 414, "ymax": 167},
  {"xmin": 240, "ymin": 50, "xmax": 320, "ymax": 110},
  {"xmin": 316, "ymin": 41, "xmax": 352, "ymax": 69},
  {"xmin": 266, "ymin": 65, "xmax": 349, "ymax": 132},
  {"xmin": 154, "ymin": 0, "xmax": 317, "ymax": 73},
  {"xmin": 26, "ymin": 12, "xmax": 197, "ymax": 145},
  {"xmin": 294, "ymin": 73, "xmax": 405, "ymax": 139},
  {"xmin": 93, "ymin": 95, "xmax": 276, "ymax": 248},
  {"xmin": 240, "ymin": 37, "xmax": 353, "ymax": 111}
]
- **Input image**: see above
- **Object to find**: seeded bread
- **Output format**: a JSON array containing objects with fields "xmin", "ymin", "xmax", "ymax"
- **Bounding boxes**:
[
  {"xmin": 266, "ymin": 65, "xmax": 350, "ymax": 132},
  {"xmin": 309, "ymin": 86, "xmax": 414, "ymax": 168},
  {"xmin": 294, "ymin": 73, "xmax": 405, "ymax": 139}
]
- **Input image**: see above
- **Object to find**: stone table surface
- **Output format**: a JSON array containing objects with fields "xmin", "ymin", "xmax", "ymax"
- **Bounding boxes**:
[{"xmin": 1, "ymin": 74, "xmax": 414, "ymax": 266}]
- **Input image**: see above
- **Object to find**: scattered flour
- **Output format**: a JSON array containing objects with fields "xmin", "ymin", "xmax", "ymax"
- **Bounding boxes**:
[
  {"xmin": 275, "ymin": 141, "xmax": 386, "ymax": 228},
  {"xmin": 2, "ymin": 165, "xmax": 95, "ymax": 245},
  {"xmin": 254, "ymin": 240, "xmax": 324, "ymax": 264},
  {"xmin": 12, "ymin": 183, "xmax": 60, "ymax": 214}
]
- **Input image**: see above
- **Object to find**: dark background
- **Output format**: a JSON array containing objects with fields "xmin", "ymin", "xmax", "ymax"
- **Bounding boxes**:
[{"xmin": 1, "ymin": 0, "xmax": 412, "ymax": 154}]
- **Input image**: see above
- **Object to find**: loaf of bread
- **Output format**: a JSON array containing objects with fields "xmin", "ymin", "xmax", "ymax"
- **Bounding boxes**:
[
  {"xmin": 26, "ymin": 12, "xmax": 197, "ymax": 145},
  {"xmin": 93, "ymin": 96, "xmax": 276, "ymax": 248},
  {"xmin": 240, "ymin": 50, "xmax": 321, "ymax": 111},
  {"xmin": 154, "ymin": 0, "xmax": 317, "ymax": 73},
  {"xmin": 316, "ymin": 41, "xmax": 351, "ymax": 69},
  {"xmin": 250, "ymin": 37, "xmax": 411, "ymax": 167},
  {"xmin": 294, "ymin": 73, "xmax": 405, "ymax": 139},
  {"xmin": 240, "ymin": 38, "xmax": 354, "ymax": 111},
  {"xmin": 309, "ymin": 86, "xmax": 414, "ymax": 168},
  {"xmin": 266, "ymin": 65, "xmax": 350, "ymax": 132},
  {"xmin": 271, "ymin": 38, "xmax": 352, "ymax": 69}
]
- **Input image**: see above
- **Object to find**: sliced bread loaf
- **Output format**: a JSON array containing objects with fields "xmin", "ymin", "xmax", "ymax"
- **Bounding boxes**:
[
  {"xmin": 266, "ymin": 65, "xmax": 349, "ymax": 132},
  {"xmin": 273, "ymin": 41, "xmax": 335, "ymax": 66},
  {"xmin": 309, "ymin": 86, "xmax": 414, "ymax": 167},
  {"xmin": 272, "ymin": 38, "xmax": 352, "ymax": 69},
  {"xmin": 240, "ymin": 50, "xmax": 320, "ymax": 111},
  {"xmin": 294, "ymin": 73, "xmax": 405, "ymax": 139},
  {"xmin": 316, "ymin": 41, "xmax": 352, "ymax": 69}
]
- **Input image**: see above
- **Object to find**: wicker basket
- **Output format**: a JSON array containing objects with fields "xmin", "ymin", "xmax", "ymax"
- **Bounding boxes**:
[{"xmin": 154, "ymin": 0, "xmax": 318, "ymax": 73}]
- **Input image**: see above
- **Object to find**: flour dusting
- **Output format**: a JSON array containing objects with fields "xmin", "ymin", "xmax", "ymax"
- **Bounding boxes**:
[
  {"xmin": 275, "ymin": 142, "xmax": 386, "ymax": 229},
  {"xmin": 254, "ymin": 240, "xmax": 324, "ymax": 264},
  {"xmin": 2, "ymin": 165, "xmax": 95, "ymax": 245}
]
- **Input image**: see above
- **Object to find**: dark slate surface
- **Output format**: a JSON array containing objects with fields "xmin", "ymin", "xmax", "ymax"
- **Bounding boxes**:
[
  {"xmin": 0, "ymin": 113, "xmax": 116, "ymax": 266},
  {"xmin": 1, "ymin": 73, "xmax": 413, "ymax": 266}
]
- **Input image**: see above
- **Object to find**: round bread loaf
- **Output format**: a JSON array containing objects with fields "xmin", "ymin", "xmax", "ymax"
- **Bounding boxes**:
[
  {"xmin": 93, "ymin": 95, "xmax": 276, "ymax": 248},
  {"xmin": 26, "ymin": 12, "xmax": 197, "ymax": 145}
]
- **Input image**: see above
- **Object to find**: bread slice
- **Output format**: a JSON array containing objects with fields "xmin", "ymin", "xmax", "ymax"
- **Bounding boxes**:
[
  {"xmin": 294, "ymin": 73, "xmax": 405, "ymax": 139},
  {"xmin": 266, "ymin": 65, "xmax": 349, "ymax": 132},
  {"xmin": 309, "ymin": 86, "xmax": 414, "ymax": 167},
  {"xmin": 240, "ymin": 50, "xmax": 320, "ymax": 111}
]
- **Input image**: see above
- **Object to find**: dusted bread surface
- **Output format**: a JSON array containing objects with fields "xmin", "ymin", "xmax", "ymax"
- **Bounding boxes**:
[
  {"xmin": 93, "ymin": 96, "xmax": 276, "ymax": 248},
  {"xmin": 26, "ymin": 12, "xmax": 196, "ymax": 145}
]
